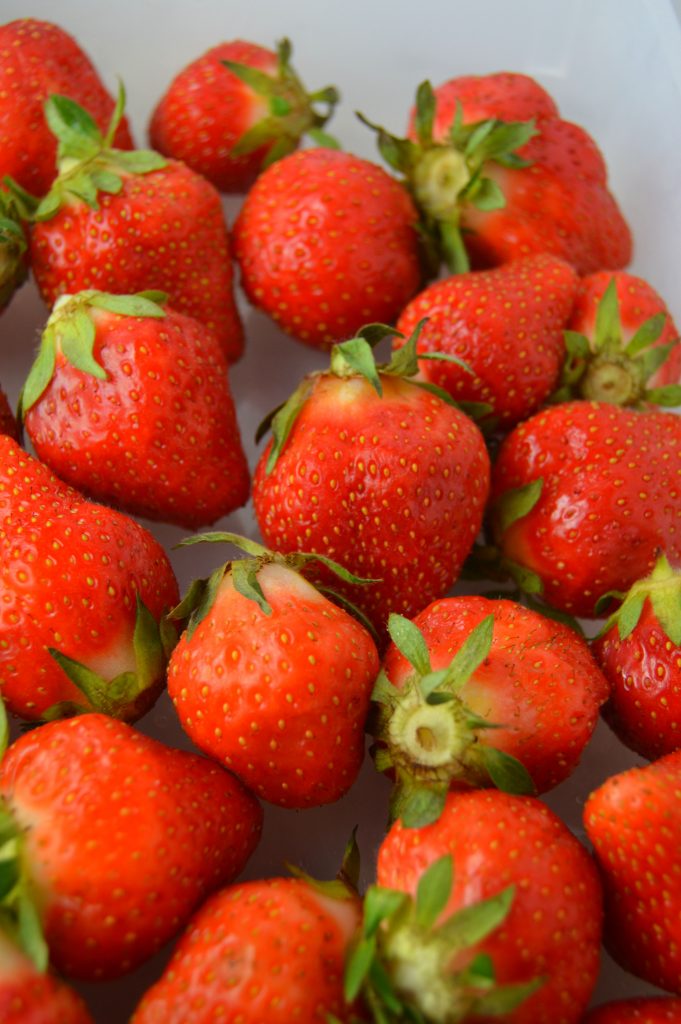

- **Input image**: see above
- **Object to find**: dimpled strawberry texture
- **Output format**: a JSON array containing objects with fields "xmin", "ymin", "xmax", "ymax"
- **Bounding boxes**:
[
  {"xmin": 492, "ymin": 403, "xmax": 681, "ymax": 618},
  {"xmin": 0, "ymin": 437, "xmax": 179, "ymax": 719},
  {"xmin": 0, "ymin": 18, "xmax": 133, "ymax": 196},
  {"xmin": 232, "ymin": 148, "xmax": 422, "ymax": 349},
  {"xmin": 396, "ymin": 254, "xmax": 578, "ymax": 427},
  {"xmin": 0, "ymin": 715, "xmax": 263, "ymax": 980},
  {"xmin": 0, "ymin": 932, "xmax": 94, "ymax": 1024},
  {"xmin": 24, "ymin": 305, "xmax": 250, "ymax": 528},
  {"xmin": 378, "ymin": 790, "xmax": 602, "ymax": 1024},
  {"xmin": 131, "ymin": 878, "xmax": 360, "ymax": 1024},
  {"xmin": 29, "ymin": 161, "xmax": 244, "ymax": 362},
  {"xmin": 149, "ymin": 40, "xmax": 277, "ymax": 192},
  {"xmin": 584, "ymin": 999, "xmax": 681, "ymax": 1023}
]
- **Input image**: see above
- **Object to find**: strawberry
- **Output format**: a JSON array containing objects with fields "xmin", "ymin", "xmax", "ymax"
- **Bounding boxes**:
[
  {"xmin": 149, "ymin": 38, "xmax": 339, "ymax": 192},
  {"xmin": 584, "ymin": 749, "xmax": 681, "ymax": 994},
  {"xmin": 166, "ymin": 533, "xmax": 379, "ymax": 808},
  {"xmin": 21, "ymin": 290, "xmax": 250, "ymax": 528},
  {"xmin": 592, "ymin": 553, "xmax": 681, "ymax": 760},
  {"xmin": 0, "ymin": 436, "xmax": 179, "ymax": 721},
  {"xmin": 252, "ymin": 324, "xmax": 491, "ymax": 638},
  {"xmin": 584, "ymin": 1000, "xmax": 681, "ymax": 1024},
  {"xmin": 552, "ymin": 272, "xmax": 681, "ymax": 407},
  {"xmin": 0, "ymin": 714, "xmax": 262, "ymax": 980},
  {"xmin": 131, "ymin": 873, "xmax": 361, "ymax": 1024},
  {"xmin": 0, "ymin": 931, "xmax": 92, "ymax": 1024},
  {"xmin": 360, "ymin": 74, "xmax": 631, "ymax": 275},
  {"xmin": 395, "ymin": 253, "xmax": 579, "ymax": 428},
  {"xmin": 489, "ymin": 402, "xmax": 681, "ymax": 617},
  {"xmin": 0, "ymin": 18, "xmax": 133, "ymax": 197},
  {"xmin": 0, "ymin": 386, "xmax": 17, "ymax": 439},
  {"xmin": 11, "ymin": 90, "xmax": 244, "ymax": 362},
  {"xmin": 232, "ymin": 147, "xmax": 423, "ymax": 349},
  {"xmin": 371, "ymin": 789, "xmax": 603, "ymax": 1023},
  {"xmin": 371, "ymin": 596, "xmax": 608, "ymax": 825}
]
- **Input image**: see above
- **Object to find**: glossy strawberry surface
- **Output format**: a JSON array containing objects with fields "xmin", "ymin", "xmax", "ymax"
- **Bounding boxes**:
[
  {"xmin": 584, "ymin": 999, "xmax": 681, "ymax": 1023},
  {"xmin": 0, "ymin": 931, "xmax": 93, "ymax": 1024}
]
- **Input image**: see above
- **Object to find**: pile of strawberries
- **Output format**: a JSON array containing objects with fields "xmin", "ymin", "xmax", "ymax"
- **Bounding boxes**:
[{"xmin": 1, "ymin": 15, "xmax": 681, "ymax": 1023}]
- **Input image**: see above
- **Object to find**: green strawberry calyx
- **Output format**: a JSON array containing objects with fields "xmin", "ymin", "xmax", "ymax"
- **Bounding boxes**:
[
  {"xmin": 0, "ymin": 190, "xmax": 28, "ymax": 309},
  {"xmin": 226, "ymin": 37, "xmax": 340, "ymax": 166},
  {"xmin": 0, "ymin": 800, "xmax": 49, "ymax": 973},
  {"xmin": 20, "ymin": 289, "xmax": 168, "ymax": 417},
  {"xmin": 341, "ymin": 855, "xmax": 542, "ymax": 1023},
  {"xmin": 370, "ymin": 613, "xmax": 535, "ymax": 829},
  {"xmin": 357, "ymin": 81, "xmax": 537, "ymax": 274},
  {"xmin": 4, "ymin": 83, "xmax": 167, "ymax": 222},
  {"xmin": 550, "ymin": 279, "xmax": 681, "ymax": 408},
  {"xmin": 167, "ymin": 531, "xmax": 380, "ymax": 641},
  {"xmin": 258, "ymin": 320, "xmax": 483, "ymax": 476},
  {"xmin": 41, "ymin": 594, "xmax": 176, "ymax": 723},
  {"xmin": 596, "ymin": 552, "xmax": 681, "ymax": 645}
]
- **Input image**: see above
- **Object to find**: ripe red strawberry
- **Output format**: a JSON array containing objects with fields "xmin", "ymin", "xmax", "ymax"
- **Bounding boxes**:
[
  {"xmin": 232, "ymin": 147, "xmax": 423, "ymax": 349},
  {"xmin": 0, "ymin": 714, "xmax": 262, "ymax": 980},
  {"xmin": 131, "ymin": 874, "xmax": 361, "ymax": 1023},
  {"xmin": 0, "ymin": 18, "xmax": 133, "ymax": 197},
  {"xmin": 584, "ymin": 750, "xmax": 681, "ymax": 994},
  {"xmin": 489, "ymin": 402, "xmax": 681, "ymax": 617},
  {"xmin": 252, "ymin": 324, "xmax": 490, "ymax": 638},
  {"xmin": 0, "ymin": 931, "xmax": 92, "ymax": 1024},
  {"xmin": 395, "ymin": 253, "xmax": 579, "ymax": 428},
  {"xmin": 0, "ymin": 436, "xmax": 179, "ymax": 721},
  {"xmin": 21, "ymin": 290, "xmax": 250, "ymax": 528},
  {"xmin": 592, "ymin": 554, "xmax": 681, "ymax": 760},
  {"xmin": 167, "ymin": 533, "xmax": 379, "ymax": 808},
  {"xmin": 361, "ymin": 74, "xmax": 631, "ymax": 275},
  {"xmin": 371, "ymin": 596, "xmax": 608, "ymax": 825},
  {"xmin": 13, "ymin": 91, "xmax": 243, "ymax": 362},
  {"xmin": 584, "ymin": 1000, "xmax": 681, "ymax": 1024},
  {"xmin": 149, "ymin": 38, "xmax": 339, "ymax": 193},
  {"xmin": 0, "ymin": 386, "xmax": 17, "ymax": 439},
  {"xmin": 553, "ymin": 271, "xmax": 681, "ymax": 406},
  {"xmin": 374, "ymin": 789, "xmax": 603, "ymax": 1023}
]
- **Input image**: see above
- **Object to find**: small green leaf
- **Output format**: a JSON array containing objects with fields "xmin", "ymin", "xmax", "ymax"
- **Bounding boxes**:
[
  {"xmin": 476, "ymin": 746, "xmax": 535, "ymax": 795},
  {"xmin": 472, "ymin": 976, "xmax": 544, "ymax": 1015},
  {"xmin": 231, "ymin": 118, "xmax": 281, "ymax": 157},
  {"xmin": 371, "ymin": 669, "xmax": 398, "ymax": 704},
  {"xmin": 45, "ymin": 94, "xmax": 101, "ymax": 155},
  {"xmin": 332, "ymin": 337, "xmax": 382, "ymax": 396},
  {"xmin": 637, "ymin": 341, "xmax": 677, "ymax": 382},
  {"xmin": 231, "ymin": 560, "xmax": 272, "ymax": 615},
  {"xmin": 437, "ymin": 884, "xmax": 514, "ymax": 947},
  {"xmin": 33, "ymin": 189, "xmax": 64, "ymax": 222},
  {"xmin": 221, "ymin": 59, "xmax": 278, "ymax": 98},
  {"xmin": 0, "ymin": 857, "xmax": 19, "ymax": 901},
  {"xmin": 88, "ymin": 292, "xmax": 166, "ymax": 318},
  {"xmin": 132, "ymin": 595, "xmax": 164, "ymax": 695},
  {"xmin": 265, "ymin": 378, "xmax": 313, "ymax": 474},
  {"xmin": 625, "ymin": 313, "xmax": 667, "ymax": 356},
  {"xmin": 392, "ymin": 778, "xmax": 448, "ymax": 829},
  {"xmin": 294, "ymin": 551, "xmax": 379, "ymax": 586},
  {"xmin": 387, "ymin": 614, "xmax": 431, "ymax": 675},
  {"xmin": 90, "ymin": 169, "xmax": 125, "ymax": 194},
  {"xmin": 47, "ymin": 649, "xmax": 108, "ymax": 712},
  {"xmin": 414, "ymin": 80, "xmax": 436, "ymax": 146},
  {"xmin": 593, "ymin": 278, "xmax": 622, "ymax": 353},
  {"xmin": 439, "ymin": 614, "xmax": 494, "ymax": 692},
  {"xmin": 363, "ymin": 886, "xmax": 407, "ymax": 937},
  {"xmin": 617, "ymin": 592, "xmax": 646, "ymax": 640},
  {"xmin": 178, "ymin": 531, "xmax": 270, "ymax": 558},
  {"xmin": 57, "ymin": 308, "xmax": 106, "ymax": 380},
  {"xmin": 415, "ymin": 855, "xmax": 452, "ymax": 930},
  {"xmin": 112, "ymin": 149, "xmax": 167, "ymax": 174},
  {"xmin": 419, "ymin": 668, "xmax": 450, "ymax": 698},
  {"xmin": 495, "ymin": 479, "xmax": 543, "ymax": 535},
  {"xmin": 470, "ymin": 175, "xmax": 506, "ymax": 211},
  {"xmin": 645, "ymin": 384, "xmax": 681, "ymax": 407},
  {"xmin": 505, "ymin": 560, "xmax": 544, "ymax": 595},
  {"xmin": 307, "ymin": 127, "xmax": 341, "ymax": 150},
  {"xmin": 18, "ymin": 893, "xmax": 49, "ymax": 972},
  {"xmin": 185, "ymin": 563, "xmax": 227, "ymax": 640},
  {"xmin": 104, "ymin": 80, "xmax": 127, "ymax": 148},
  {"xmin": 344, "ymin": 936, "xmax": 376, "ymax": 1001},
  {"xmin": 563, "ymin": 330, "xmax": 591, "ymax": 361},
  {"xmin": 21, "ymin": 338, "xmax": 57, "ymax": 415}
]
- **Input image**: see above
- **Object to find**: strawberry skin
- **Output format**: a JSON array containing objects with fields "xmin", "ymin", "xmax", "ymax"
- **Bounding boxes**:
[
  {"xmin": 0, "ymin": 931, "xmax": 93, "ymax": 1024},
  {"xmin": 232, "ymin": 148, "xmax": 423, "ymax": 349},
  {"xmin": 395, "ymin": 254, "xmax": 578, "ymax": 427},
  {"xmin": 379, "ymin": 595, "xmax": 608, "ymax": 795},
  {"xmin": 131, "ymin": 876, "xmax": 360, "ymax": 1023},
  {"xmin": 415, "ymin": 71, "xmax": 559, "ymax": 131},
  {"xmin": 0, "ymin": 436, "xmax": 179, "ymax": 721},
  {"xmin": 0, "ymin": 714, "xmax": 263, "ymax": 980},
  {"xmin": 584, "ymin": 1000, "xmax": 681, "ymax": 1023},
  {"xmin": 491, "ymin": 403, "xmax": 681, "ymax": 617},
  {"xmin": 0, "ymin": 18, "xmax": 133, "ymax": 197},
  {"xmin": 253, "ymin": 374, "xmax": 490, "ymax": 637},
  {"xmin": 23, "ymin": 294, "xmax": 250, "ymax": 528},
  {"xmin": 377, "ymin": 789, "xmax": 602, "ymax": 1024},
  {"xmin": 584, "ymin": 750, "xmax": 681, "ymax": 994},
  {"xmin": 29, "ymin": 160, "xmax": 244, "ymax": 362},
  {"xmin": 169, "ymin": 560, "xmax": 379, "ymax": 808}
]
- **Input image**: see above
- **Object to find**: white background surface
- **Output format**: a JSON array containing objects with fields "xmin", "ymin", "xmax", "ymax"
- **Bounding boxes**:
[{"xmin": 1, "ymin": 0, "xmax": 680, "ymax": 1018}]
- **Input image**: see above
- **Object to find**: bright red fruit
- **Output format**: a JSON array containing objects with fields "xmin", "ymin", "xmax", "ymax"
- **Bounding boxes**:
[
  {"xmin": 416, "ymin": 71, "xmax": 559, "ymax": 131},
  {"xmin": 584, "ymin": 999, "xmax": 681, "ymax": 1023},
  {"xmin": 490, "ymin": 403, "xmax": 681, "ymax": 617},
  {"xmin": 592, "ymin": 554, "xmax": 681, "ymax": 760},
  {"xmin": 0, "ymin": 931, "xmax": 92, "ymax": 1024},
  {"xmin": 372, "ymin": 596, "xmax": 608, "ymax": 824},
  {"xmin": 584, "ymin": 750, "xmax": 681, "ymax": 994},
  {"xmin": 0, "ymin": 18, "xmax": 133, "ymax": 196},
  {"xmin": 253, "ymin": 325, "xmax": 490, "ymax": 638},
  {"xmin": 395, "ymin": 254, "xmax": 578, "ymax": 427},
  {"xmin": 22, "ymin": 290, "xmax": 250, "ymax": 528},
  {"xmin": 131, "ymin": 875, "xmax": 360, "ymax": 1024},
  {"xmin": 149, "ymin": 38, "xmax": 338, "ymax": 192},
  {"xmin": 0, "ymin": 714, "xmax": 262, "ymax": 980},
  {"xmin": 19, "ymin": 93, "xmax": 243, "ymax": 362},
  {"xmin": 167, "ymin": 534, "xmax": 379, "ymax": 808},
  {"xmin": 376, "ymin": 789, "xmax": 603, "ymax": 1023},
  {"xmin": 232, "ymin": 148, "xmax": 423, "ymax": 349},
  {"xmin": 0, "ymin": 436, "xmax": 179, "ymax": 721}
]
